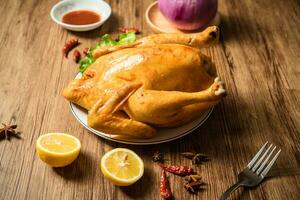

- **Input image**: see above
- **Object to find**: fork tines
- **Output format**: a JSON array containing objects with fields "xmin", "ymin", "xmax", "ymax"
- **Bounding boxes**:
[{"xmin": 247, "ymin": 142, "xmax": 281, "ymax": 178}]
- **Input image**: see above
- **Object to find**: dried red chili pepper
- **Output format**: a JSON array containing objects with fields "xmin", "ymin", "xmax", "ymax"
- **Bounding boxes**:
[
  {"xmin": 62, "ymin": 38, "xmax": 80, "ymax": 57},
  {"xmin": 160, "ymin": 169, "xmax": 172, "ymax": 199},
  {"xmin": 118, "ymin": 27, "xmax": 140, "ymax": 34},
  {"xmin": 72, "ymin": 50, "xmax": 81, "ymax": 63},
  {"xmin": 82, "ymin": 48, "xmax": 89, "ymax": 56},
  {"xmin": 160, "ymin": 164, "xmax": 194, "ymax": 176}
]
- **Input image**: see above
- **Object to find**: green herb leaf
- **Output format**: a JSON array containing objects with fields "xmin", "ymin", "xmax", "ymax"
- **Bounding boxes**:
[
  {"xmin": 97, "ymin": 34, "xmax": 118, "ymax": 47},
  {"xmin": 79, "ymin": 48, "xmax": 95, "ymax": 73},
  {"xmin": 117, "ymin": 32, "xmax": 136, "ymax": 45}
]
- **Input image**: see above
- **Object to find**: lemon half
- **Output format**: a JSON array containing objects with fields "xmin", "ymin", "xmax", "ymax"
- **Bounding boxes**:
[
  {"xmin": 36, "ymin": 133, "xmax": 81, "ymax": 167},
  {"xmin": 101, "ymin": 148, "xmax": 144, "ymax": 186}
]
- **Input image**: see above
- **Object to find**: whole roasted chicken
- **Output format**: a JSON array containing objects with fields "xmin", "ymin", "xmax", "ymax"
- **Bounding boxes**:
[{"xmin": 63, "ymin": 26, "xmax": 226, "ymax": 138}]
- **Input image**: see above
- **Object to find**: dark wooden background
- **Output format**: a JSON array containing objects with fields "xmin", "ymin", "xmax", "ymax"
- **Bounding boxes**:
[{"xmin": 0, "ymin": 0, "xmax": 299, "ymax": 199}]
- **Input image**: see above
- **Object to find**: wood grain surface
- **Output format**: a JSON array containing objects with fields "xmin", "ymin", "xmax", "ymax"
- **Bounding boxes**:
[{"xmin": 0, "ymin": 0, "xmax": 299, "ymax": 199}]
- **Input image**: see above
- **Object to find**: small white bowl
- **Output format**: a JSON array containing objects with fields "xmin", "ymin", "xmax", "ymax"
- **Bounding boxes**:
[{"xmin": 50, "ymin": 0, "xmax": 111, "ymax": 32}]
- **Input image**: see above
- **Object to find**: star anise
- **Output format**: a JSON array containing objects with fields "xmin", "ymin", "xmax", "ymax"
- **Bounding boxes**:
[
  {"xmin": 183, "ymin": 175, "xmax": 204, "ymax": 193},
  {"xmin": 152, "ymin": 151, "xmax": 164, "ymax": 163},
  {"xmin": 0, "ymin": 123, "xmax": 20, "ymax": 140},
  {"xmin": 181, "ymin": 152, "xmax": 209, "ymax": 164}
]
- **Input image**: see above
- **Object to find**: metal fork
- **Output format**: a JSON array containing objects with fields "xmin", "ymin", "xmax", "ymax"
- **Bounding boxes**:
[{"xmin": 219, "ymin": 142, "xmax": 281, "ymax": 200}]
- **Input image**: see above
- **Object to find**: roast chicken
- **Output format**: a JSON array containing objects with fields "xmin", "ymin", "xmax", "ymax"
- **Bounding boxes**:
[{"xmin": 63, "ymin": 26, "xmax": 226, "ymax": 138}]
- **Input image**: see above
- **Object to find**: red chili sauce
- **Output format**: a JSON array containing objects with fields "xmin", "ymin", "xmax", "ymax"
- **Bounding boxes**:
[{"xmin": 62, "ymin": 10, "xmax": 101, "ymax": 25}]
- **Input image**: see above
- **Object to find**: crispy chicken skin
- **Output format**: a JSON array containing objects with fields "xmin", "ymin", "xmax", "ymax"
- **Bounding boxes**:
[{"xmin": 63, "ymin": 26, "xmax": 226, "ymax": 138}]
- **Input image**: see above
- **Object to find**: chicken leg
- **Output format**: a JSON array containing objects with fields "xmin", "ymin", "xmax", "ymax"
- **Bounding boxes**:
[
  {"xmin": 138, "ymin": 26, "xmax": 219, "ymax": 48},
  {"xmin": 125, "ymin": 77, "xmax": 226, "ymax": 126}
]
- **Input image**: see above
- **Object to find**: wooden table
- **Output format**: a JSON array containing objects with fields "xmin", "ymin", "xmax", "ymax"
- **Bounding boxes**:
[{"xmin": 0, "ymin": 0, "xmax": 299, "ymax": 199}]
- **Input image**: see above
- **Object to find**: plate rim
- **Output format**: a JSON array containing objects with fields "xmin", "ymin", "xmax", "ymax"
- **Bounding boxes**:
[{"xmin": 69, "ymin": 102, "xmax": 214, "ymax": 145}]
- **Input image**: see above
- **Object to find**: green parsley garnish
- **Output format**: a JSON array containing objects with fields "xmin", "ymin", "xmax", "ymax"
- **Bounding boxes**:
[{"xmin": 79, "ymin": 48, "xmax": 95, "ymax": 74}]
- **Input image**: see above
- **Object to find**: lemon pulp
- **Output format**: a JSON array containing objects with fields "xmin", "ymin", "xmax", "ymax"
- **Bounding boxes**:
[
  {"xmin": 39, "ymin": 134, "xmax": 78, "ymax": 153},
  {"xmin": 101, "ymin": 148, "xmax": 144, "ymax": 186}
]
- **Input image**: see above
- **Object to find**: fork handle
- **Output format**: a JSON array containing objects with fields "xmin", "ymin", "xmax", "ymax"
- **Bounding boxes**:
[{"xmin": 219, "ymin": 181, "xmax": 243, "ymax": 200}]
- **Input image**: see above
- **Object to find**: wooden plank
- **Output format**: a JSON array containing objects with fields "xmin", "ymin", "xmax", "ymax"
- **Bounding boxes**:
[{"xmin": 0, "ymin": 0, "xmax": 299, "ymax": 199}]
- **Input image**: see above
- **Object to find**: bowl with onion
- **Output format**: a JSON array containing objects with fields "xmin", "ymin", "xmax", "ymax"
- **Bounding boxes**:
[{"xmin": 158, "ymin": 0, "xmax": 218, "ymax": 31}]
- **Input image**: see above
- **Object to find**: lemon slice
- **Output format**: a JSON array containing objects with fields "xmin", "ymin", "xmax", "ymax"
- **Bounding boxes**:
[
  {"xmin": 101, "ymin": 148, "xmax": 144, "ymax": 186},
  {"xmin": 36, "ymin": 133, "xmax": 81, "ymax": 167}
]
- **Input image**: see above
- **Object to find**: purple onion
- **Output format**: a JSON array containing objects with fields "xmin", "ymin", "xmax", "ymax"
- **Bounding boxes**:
[{"xmin": 158, "ymin": 0, "xmax": 218, "ymax": 30}]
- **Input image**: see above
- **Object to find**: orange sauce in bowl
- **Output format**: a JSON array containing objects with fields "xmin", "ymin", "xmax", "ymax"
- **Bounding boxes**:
[{"xmin": 62, "ymin": 10, "xmax": 101, "ymax": 25}]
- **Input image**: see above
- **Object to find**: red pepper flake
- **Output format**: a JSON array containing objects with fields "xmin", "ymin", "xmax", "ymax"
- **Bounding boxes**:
[
  {"xmin": 83, "ymin": 47, "xmax": 89, "ymax": 56},
  {"xmin": 62, "ymin": 38, "xmax": 80, "ymax": 57},
  {"xmin": 160, "ymin": 169, "xmax": 172, "ymax": 199},
  {"xmin": 160, "ymin": 164, "xmax": 194, "ymax": 176},
  {"xmin": 72, "ymin": 49, "xmax": 81, "ymax": 63},
  {"xmin": 118, "ymin": 27, "xmax": 140, "ymax": 34}
]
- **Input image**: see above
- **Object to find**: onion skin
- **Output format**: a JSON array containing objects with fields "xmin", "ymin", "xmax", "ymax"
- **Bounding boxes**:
[{"xmin": 158, "ymin": 0, "xmax": 218, "ymax": 31}]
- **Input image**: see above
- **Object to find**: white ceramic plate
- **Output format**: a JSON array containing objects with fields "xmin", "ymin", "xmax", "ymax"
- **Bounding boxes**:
[
  {"xmin": 69, "ymin": 74, "xmax": 214, "ymax": 145},
  {"xmin": 50, "ymin": 0, "xmax": 111, "ymax": 32}
]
